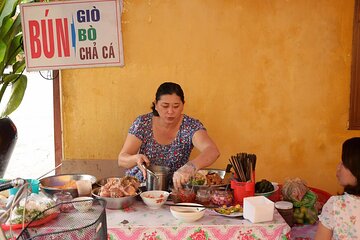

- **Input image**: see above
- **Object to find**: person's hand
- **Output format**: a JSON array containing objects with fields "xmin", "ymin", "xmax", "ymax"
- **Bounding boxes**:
[
  {"xmin": 173, "ymin": 162, "xmax": 197, "ymax": 190},
  {"xmin": 134, "ymin": 154, "xmax": 150, "ymax": 179}
]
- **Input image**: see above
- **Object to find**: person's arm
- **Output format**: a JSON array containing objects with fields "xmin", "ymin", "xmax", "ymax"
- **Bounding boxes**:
[
  {"xmin": 314, "ymin": 222, "xmax": 333, "ymax": 240},
  {"xmin": 173, "ymin": 129, "xmax": 220, "ymax": 189},
  {"xmin": 189, "ymin": 129, "xmax": 220, "ymax": 170},
  {"xmin": 117, "ymin": 133, "xmax": 150, "ymax": 176}
]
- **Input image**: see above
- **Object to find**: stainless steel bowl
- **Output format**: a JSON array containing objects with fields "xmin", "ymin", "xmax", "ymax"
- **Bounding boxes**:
[
  {"xmin": 92, "ymin": 187, "xmax": 138, "ymax": 209},
  {"xmin": 40, "ymin": 174, "xmax": 97, "ymax": 198}
]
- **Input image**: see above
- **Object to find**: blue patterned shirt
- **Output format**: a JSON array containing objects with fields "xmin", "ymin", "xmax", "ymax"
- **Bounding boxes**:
[{"xmin": 125, "ymin": 113, "xmax": 206, "ymax": 184}]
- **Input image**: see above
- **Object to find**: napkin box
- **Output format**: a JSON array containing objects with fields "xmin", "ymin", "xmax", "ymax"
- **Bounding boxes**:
[{"xmin": 243, "ymin": 196, "xmax": 274, "ymax": 223}]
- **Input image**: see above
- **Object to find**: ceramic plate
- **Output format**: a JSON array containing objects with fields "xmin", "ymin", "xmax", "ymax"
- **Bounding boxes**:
[
  {"xmin": 212, "ymin": 204, "xmax": 243, "ymax": 217},
  {"xmin": 212, "ymin": 209, "xmax": 243, "ymax": 217}
]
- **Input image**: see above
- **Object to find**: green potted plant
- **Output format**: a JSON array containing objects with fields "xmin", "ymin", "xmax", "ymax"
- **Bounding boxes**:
[{"xmin": 0, "ymin": 0, "xmax": 27, "ymax": 177}]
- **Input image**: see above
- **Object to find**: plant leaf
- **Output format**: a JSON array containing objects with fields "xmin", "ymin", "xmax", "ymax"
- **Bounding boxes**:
[
  {"xmin": 13, "ymin": 58, "xmax": 25, "ymax": 73},
  {"xmin": 0, "ymin": 0, "xmax": 19, "ymax": 30},
  {"xmin": 0, "ymin": 39, "xmax": 6, "ymax": 64},
  {"xmin": 0, "ymin": 74, "xmax": 27, "ymax": 117},
  {"xmin": 7, "ymin": 34, "xmax": 23, "ymax": 65}
]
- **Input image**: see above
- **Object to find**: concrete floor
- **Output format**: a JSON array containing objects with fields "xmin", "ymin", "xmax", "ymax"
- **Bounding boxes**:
[{"xmin": 3, "ymin": 71, "xmax": 55, "ymax": 180}]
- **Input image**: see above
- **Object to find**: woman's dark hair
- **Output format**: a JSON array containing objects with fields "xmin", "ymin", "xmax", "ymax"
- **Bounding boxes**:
[
  {"xmin": 151, "ymin": 82, "xmax": 185, "ymax": 116},
  {"xmin": 342, "ymin": 137, "xmax": 360, "ymax": 195}
]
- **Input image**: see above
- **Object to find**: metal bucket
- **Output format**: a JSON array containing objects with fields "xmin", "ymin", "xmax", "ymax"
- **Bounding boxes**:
[{"xmin": 146, "ymin": 165, "xmax": 170, "ymax": 191}]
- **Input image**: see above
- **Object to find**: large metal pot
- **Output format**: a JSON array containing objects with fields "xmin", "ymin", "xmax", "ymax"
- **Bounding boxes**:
[{"xmin": 146, "ymin": 165, "xmax": 170, "ymax": 191}]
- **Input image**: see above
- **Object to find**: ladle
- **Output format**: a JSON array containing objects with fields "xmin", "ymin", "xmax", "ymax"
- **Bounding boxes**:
[{"xmin": 141, "ymin": 163, "xmax": 159, "ymax": 180}]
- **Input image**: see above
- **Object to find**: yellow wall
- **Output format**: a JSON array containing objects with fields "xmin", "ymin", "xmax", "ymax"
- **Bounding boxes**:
[{"xmin": 60, "ymin": 0, "xmax": 360, "ymax": 195}]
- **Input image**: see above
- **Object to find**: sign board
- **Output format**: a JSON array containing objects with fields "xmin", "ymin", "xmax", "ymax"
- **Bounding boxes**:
[{"xmin": 20, "ymin": 0, "xmax": 124, "ymax": 71}]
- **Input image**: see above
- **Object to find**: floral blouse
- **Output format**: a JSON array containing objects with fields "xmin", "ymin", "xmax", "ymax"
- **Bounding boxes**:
[
  {"xmin": 318, "ymin": 193, "xmax": 360, "ymax": 239},
  {"xmin": 125, "ymin": 113, "xmax": 206, "ymax": 185}
]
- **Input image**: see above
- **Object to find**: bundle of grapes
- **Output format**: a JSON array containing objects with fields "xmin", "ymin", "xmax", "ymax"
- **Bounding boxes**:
[{"xmin": 282, "ymin": 178, "xmax": 318, "ymax": 224}]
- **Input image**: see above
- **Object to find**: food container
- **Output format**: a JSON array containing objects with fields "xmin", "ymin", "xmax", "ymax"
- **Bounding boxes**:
[
  {"xmin": 171, "ymin": 188, "xmax": 196, "ymax": 203},
  {"xmin": 190, "ymin": 169, "xmax": 231, "ymax": 191},
  {"xmin": 140, "ymin": 190, "xmax": 170, "ymax": 209},
  {"xmin": 211, "ymin": 190, "xmax": 233, "ymax": 206},
  {"xmin": 170, "ymin": 203, "xmax": 205, "ymax": 222},
  {"xmin": 275, "ymin": 201, "xmax": 294, "ymax": 227},
  {"xmin": 92, "ymin": 187, "xmax": 138, "ymax": 209},
  {"xmin": 72, "ymin": 196, "xmax": 94, "ymax": 212},
  {"xmin": 196, "ymin": 189, "xmax": 211, "ymax": 205},
  {"xmin": 53, "ymin": 191, "xmax": 74, "ymax": 212},
  {"xmin": 243, "ymin": 196, "xmax": 274, "ymax": 223},
  {"xmin": 40, "ymin": 174, "xmax": 97, "ymax": 198},
  {"xmin": 146, "ymin": 165, "xmax": 170, "ymax": 191}
]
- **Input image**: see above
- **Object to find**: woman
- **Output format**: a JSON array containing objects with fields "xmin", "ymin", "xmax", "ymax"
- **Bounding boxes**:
[
  {"xmin": 315, "ymin": 137, "xmax": 360, "ymax": 239},
  {"xmin": 118, "ymin": 82, "xmax": 220, "ymax": 189}
]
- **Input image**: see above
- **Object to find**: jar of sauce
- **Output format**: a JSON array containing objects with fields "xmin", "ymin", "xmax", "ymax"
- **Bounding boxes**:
[
  {"xmin": 171, "ymin": 188, "xmax": 196, "ymax": 203},
  {"xmin": 275, "ymin": 201, "xmax": 294, "ymax": 227}
]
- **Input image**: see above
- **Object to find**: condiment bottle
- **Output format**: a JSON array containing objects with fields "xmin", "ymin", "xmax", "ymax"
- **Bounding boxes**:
[
  {"xmin": 275, "ymin": 201, "xmax": 294, "ymax": 227},
  {"xmin": 53, "ymin": 191, "xmax": 74, "ymax": 213}
]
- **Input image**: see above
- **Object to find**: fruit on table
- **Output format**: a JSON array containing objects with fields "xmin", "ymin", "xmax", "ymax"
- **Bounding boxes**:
[
  {"xmin": 255, "ymin": 179, "xmax": 274, "ymax": 193},
  {"xmin": 293, "ymin": 206, "xmax": 318, "ymax": 224},
  {"xmin": 214, "ymin": 204, "xmax": 243, "ymax": 215}
]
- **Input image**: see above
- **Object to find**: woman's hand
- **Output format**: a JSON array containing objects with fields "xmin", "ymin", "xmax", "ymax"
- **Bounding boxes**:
[
  {"xmin": 173, "ymin": 162, "xmax": 197, "ymax": 189},
  {"xmin": 118, "ymin": 134, "xmax": 151, "ymax": 178},
  {"xmin": 134, "ymin": 154, "xmax": 150, "ymax": 178}
]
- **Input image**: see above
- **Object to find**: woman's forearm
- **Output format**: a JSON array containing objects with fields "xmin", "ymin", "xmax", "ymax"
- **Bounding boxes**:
[
  {"xmin": 118, "ymin": 152, "xmax": 137, "ymax": 169},
  {"xmin": 118, "ymin": 152, "xmax": 151, "ymax": 170},
  {"xmin": 190, "ymin": 146, "xmax": 220, "ymax": 170}
]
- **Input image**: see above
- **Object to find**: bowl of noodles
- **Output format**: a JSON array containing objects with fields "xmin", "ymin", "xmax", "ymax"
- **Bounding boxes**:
[{"xmin": 40, "ymin": 174, "xmax": 97, "ymax": 198}]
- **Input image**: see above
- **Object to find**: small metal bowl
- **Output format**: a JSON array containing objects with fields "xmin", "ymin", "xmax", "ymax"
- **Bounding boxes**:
[
  {"xmin": 92, "ymin": 187, "xmax": 139, "ymax": 209},
  {"xmin": 40, "ymin": 174, "xmax": 97, "ymax": 198}
]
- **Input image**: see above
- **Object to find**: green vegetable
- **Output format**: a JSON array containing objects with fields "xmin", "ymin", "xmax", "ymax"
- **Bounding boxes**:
[
  {"xmin": 11, "ymin": 206, "xmax": 44, "ymax": 224},
  {"xmin": 255, "ymin": 179, "xmax": 274, "ymax": 193},
  {"xmin": 190, "ymin": 178, "xmax": 205, "ymax": 185}
]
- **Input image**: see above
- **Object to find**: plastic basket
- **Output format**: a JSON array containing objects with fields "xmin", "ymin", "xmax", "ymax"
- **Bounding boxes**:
[{"xmin": 16, "ymin": 198, "xmax": 107, "ymax": 240}]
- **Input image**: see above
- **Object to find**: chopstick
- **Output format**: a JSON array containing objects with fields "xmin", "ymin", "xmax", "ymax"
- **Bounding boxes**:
[
  {"xmin": 229, "ymin": 152, "xmax": 257, "ymax": 182},
  {"xmin": 164, "ymin": 203, "xmax": 217, "ymax": 209}
]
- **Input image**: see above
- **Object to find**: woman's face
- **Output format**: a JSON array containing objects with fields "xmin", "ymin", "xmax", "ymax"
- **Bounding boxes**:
[
  {"xmin": 155, "ymin": 93, "xmax": 184, "ymax": 123},
  {"xmin": 336, "ymin": 162, "xmax": 357, "ymax": 187}
]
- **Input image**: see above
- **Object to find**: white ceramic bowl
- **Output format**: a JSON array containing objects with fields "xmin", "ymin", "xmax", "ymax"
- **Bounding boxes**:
[
  {"xmin": 170, "ymin": 203, "xmax": 205, "ymax": 222},
  {"xmin": 140, "ymin": 190, "xmax": 170, "ymax": 209},
  {"xmin": 72, "ymin": 197, "xmax": 93, "ymax": 212}
]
